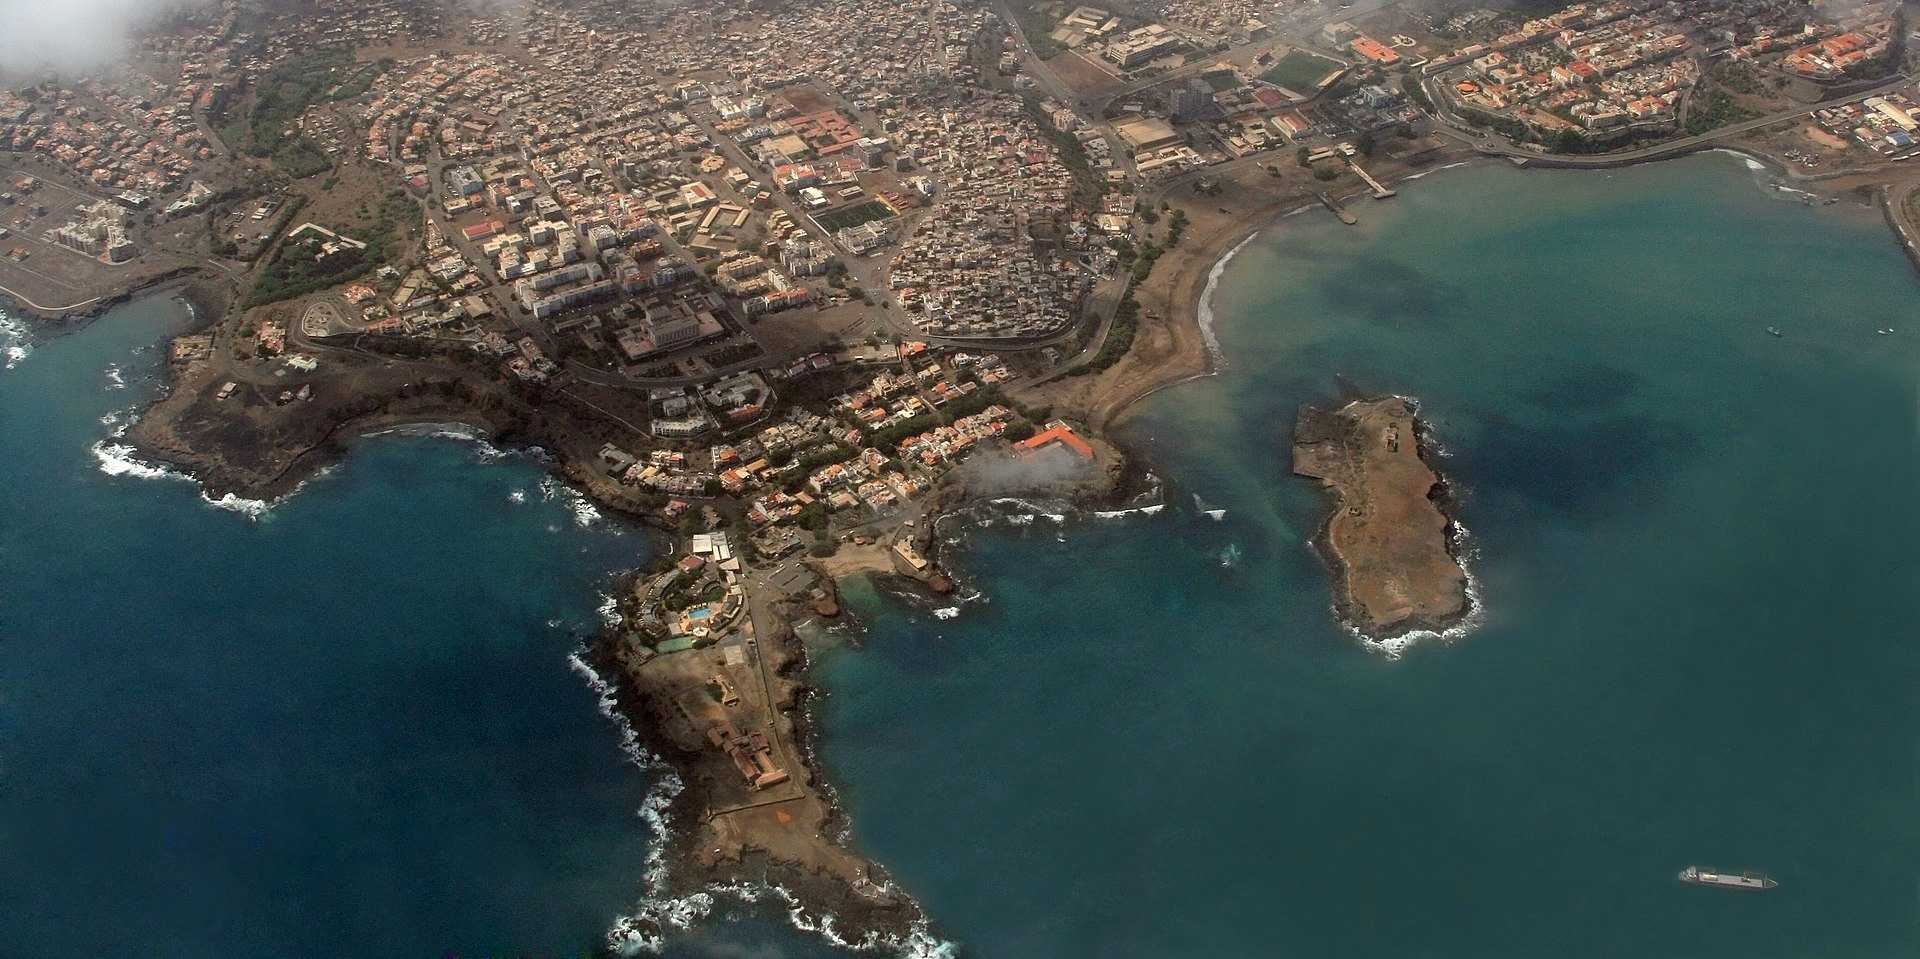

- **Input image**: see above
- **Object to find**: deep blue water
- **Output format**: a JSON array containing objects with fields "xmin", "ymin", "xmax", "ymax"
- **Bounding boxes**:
[{"xmin": 0, "ymin": 295, "xmax": 661, "ymax": 956}]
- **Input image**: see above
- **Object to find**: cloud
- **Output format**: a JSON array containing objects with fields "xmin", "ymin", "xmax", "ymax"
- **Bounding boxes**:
[
  {"xmin": 952, "ymin": 444, "xmax": 1094, "ymax": 496},
  {"xmin": 0, "ymin": 0, "xmax": 200, "ymax": 77}
]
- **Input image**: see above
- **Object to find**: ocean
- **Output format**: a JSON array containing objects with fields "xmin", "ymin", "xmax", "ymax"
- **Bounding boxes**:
[
  {"xmin": 809, "ymin": 154, "xmax": 1919, "ymax": 957},
  {"xmin": 2, "ymin": 152, "xmax": 1915, "ymax": 958},
  {"xmin": 0, "ymin": 295, "xmax": 663, "ymax": 955}
]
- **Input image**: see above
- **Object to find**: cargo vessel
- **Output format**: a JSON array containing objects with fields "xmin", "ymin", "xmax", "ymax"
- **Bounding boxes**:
[{"xmin": 1678, "ymin": 866, "xmax": 1777, "ymax": 890}]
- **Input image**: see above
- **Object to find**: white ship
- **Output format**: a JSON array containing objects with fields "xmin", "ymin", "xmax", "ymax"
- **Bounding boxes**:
[{"xmin": 1678, "ymin": 866, "xmax": 1777, "ymax": 890}]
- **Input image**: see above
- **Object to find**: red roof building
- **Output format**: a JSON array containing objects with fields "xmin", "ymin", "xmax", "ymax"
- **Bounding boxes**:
[{"xmin": 1015, "ymin": 422, "xmax": 1095, "ymax": 461}]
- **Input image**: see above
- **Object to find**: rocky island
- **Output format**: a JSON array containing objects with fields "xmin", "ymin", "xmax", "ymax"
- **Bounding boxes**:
[{"xmin": 1292, "ymin": 396, "xmax": 1471, "ymax": 640}]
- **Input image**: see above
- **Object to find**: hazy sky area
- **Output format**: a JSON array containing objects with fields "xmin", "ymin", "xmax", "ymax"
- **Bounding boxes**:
[{"xmin": 0, "ymin": 0, "xmax": 196, "ymax": 77}]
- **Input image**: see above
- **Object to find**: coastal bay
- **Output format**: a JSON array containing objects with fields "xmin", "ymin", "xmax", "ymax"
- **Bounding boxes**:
[{"xmin": 804, "ymin": 154, "xmax": 1920, "ymax": 956}]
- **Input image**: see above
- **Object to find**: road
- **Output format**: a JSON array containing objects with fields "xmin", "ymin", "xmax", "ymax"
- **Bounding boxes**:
[{"xmin": 0, "ymin": 281, "xmax": 102, "ymax": 313}]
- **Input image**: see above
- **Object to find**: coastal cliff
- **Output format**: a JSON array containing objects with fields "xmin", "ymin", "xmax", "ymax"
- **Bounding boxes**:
[
  {"xmin": 590, "ymin": 584, "xmax": 928, "ymax": 951},
  {"xmin": 1292, "ymin": 396, "xmax": 1471, "ymax": 640}
]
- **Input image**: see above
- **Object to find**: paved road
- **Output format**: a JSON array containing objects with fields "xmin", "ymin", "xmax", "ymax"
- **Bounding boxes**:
[{"xmin": 993, "ymin": 0, "xmax": 1134, "ymax": 175}]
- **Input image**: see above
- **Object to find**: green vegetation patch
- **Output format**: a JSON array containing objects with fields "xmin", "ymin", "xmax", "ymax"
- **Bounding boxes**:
[
  {"xmin": 245, "ymin": 190, "xmax": 416, "ymax": 308},
  {"xmin": 1261, "ymin": 50, "xmax": 1343, "ymax": 92},
  {"xmin": 1007, "ymin": 0, "xmax": 1066, "ymax": 58},
  {"xmin": 1200, "ymin": 69, "xmax": 1242, "ymax": 93},
  {"xmin": 222, "ymin": 47, "xmax": 372, "ymax": 178},
  {"xmin": 1021, "ymin": 94, "xmax": 1102, "ymax": 203},
  {"xmin": 1684, "ymin": 89, "xmax": 1760, "ymax": 137},
  {"xmin": 814, "ymin": 200, "xmax": 898, "ymax": 232}
]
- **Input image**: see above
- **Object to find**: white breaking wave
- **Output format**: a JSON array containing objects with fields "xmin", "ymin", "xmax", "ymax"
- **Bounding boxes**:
[
  {"xmin": 571, "ymin": 644, "xmax": 960, "ymax": 956},
  {"xmin": 1192, "ymin": 493, "xmax": 1229, "ymax": 522},
  {"xmin": 565, "ymin": 650, "xmax": 701, "ymax": 956},
  {"xmin": 361, "ymin": 421, "xmax": 516, "ymax": 462},
  {"xmin": 540, "ymin": 475, "xmax": 601, "ymax": 527},
  {"xmin": 0, "ymin": 311, "xmax": 30, "ymax": 371},
  {"xmin": 1329, "ymin": 522, "xmax": 1486, "ymax": 660},
  {"xmin": 202, "ymin": 491, "xmax": 272, "ymax": 517},
  {"xmin": 1092, "ymin": 502, "xmax": 1166, "ymax": 519},
  {"xmin": 1707, "ymin": 147, "xmax": 1769, "ymax": 174},
  {"xmin": 91, "ymin": 436, "xmax": 330, "ymax": 521},
  {"xmin": 609, "ymin": 879, "xmax": 960, "ymax": 958},
  {"xmin": 92, "ymin": 440, "xmax": 191, "ymax": 482},
  {"xmin": 1197, "ymin": 230, "xmax": 1259, "ymax": 368},
  {"xmin": 987, "ymin": 497, "xmax": 1066, "ymax": 523},
  {"xmin": 1398, "ymin": 160, "xmax": 1471, "ymax": 182},
  {"xmin": 99, "ymin": 406, "xmax": 134, "ymax": 432},
  {"xmin": 103, "ymin": 363, "xmax": 126, "ymax": 390},
  {"xmin": 507, "ymin": 488, "xmax": 527, "ymax": 504},
  {"xmin": 932, "ymin": 606, "xmax": 960, "ymax": 620}
]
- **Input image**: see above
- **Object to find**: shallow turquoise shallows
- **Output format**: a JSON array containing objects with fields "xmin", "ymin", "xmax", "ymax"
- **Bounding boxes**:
[{"xmin": 810, "ymin": 154, "xmax": 1919, "ymax": 958}]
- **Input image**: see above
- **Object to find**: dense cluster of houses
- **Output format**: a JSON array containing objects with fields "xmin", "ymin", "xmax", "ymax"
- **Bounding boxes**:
[{"xmin": 1433, "ymin": 1, "xmax": 1708, "ymax": 135}]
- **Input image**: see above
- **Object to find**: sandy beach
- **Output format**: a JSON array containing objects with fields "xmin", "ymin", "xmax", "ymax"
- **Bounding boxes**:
[{"xmin": 1023, "ymin": 146, "xmax": 1478, "ymax": 432}]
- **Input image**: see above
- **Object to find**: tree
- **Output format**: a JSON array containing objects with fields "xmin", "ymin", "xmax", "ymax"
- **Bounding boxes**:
[{"xmin": 1295, "ymin": 146, "xmax": 1312, "ymax": 167}]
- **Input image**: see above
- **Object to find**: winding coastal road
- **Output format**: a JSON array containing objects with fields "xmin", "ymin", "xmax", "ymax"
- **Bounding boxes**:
[{"xmin": 0, "ymin": 282, "xmax": 103, "ymax": 313}]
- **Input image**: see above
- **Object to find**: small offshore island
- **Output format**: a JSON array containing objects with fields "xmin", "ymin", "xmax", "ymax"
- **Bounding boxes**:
[{"xmin": 1292, "ymin": 397, "xmax": 1471, "ymax": 640}]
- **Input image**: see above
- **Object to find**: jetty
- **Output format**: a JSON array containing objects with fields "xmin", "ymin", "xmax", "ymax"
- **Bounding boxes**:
[
  {"xmin": 1318, "ymin": 192, "xmax": 1359, "ymax": 225},
  {"xmin": 1346, "ymin": 161, "xmax": 1397, "ymax": 199}
]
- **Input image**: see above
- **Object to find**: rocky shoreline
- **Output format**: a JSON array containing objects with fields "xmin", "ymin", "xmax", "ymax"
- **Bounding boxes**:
[
  {"xmin": 576, "ymin": 432, "xmax": 1149, "ymax": 953},
  {"xmin": 1292, "ymin": 396, "xmax": 1473, "ymax": 643},
  {"xmin": 584, "ymin": 618, "xmax": 930, "ymax": 953}
]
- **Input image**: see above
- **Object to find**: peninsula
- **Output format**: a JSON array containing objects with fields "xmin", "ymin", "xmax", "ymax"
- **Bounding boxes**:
[{"xmin": 1292, "ymin": 396, "xmax": 1471, "ymax": 639}]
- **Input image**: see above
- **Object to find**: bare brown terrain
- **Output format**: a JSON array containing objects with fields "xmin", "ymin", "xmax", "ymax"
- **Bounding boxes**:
[
  {"xmin": 1292, "ymin": 396, "xmax": 1469, "ymax": 639},
  {"xmin": 596, "ymin": 595, "xmax": 924, "ymax": 946}
]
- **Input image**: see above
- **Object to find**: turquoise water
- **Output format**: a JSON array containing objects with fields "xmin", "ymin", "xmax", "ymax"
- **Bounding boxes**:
[
  {"xmin": 812, "ymin": 155, "xmax": 1920, "ymax": 957},
  {"xmin": 5, "ymin": 153, "xmax": 1917, "ymax": 958},
  {"xmin": 0, "ymin": 296, "xmax": 662, "ymax": 955}
]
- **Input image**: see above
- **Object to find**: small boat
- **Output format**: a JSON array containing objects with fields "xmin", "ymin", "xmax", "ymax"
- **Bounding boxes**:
[
  {"xmin": 1766, "ymin": 326, "xmax": 1784, "ymax": 338},
  {"xmin": 1678, "ymin": 866, "xmax": 1778, "ymax": 890}
]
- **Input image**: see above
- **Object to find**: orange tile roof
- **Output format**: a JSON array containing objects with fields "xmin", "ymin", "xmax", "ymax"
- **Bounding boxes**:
[{"xmin": 1016, "ymin": 425, "xmax": 1094, "ymax": 460}]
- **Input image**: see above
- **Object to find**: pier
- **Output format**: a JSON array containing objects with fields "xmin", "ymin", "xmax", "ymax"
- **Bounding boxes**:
[
  {"xmin": 1347, "ymin": 161, "xmax": 1397, "ymax": 199},
  {"xmin": 1318, "ymin": 192, "xmax": 1359, "ymax": 225}
]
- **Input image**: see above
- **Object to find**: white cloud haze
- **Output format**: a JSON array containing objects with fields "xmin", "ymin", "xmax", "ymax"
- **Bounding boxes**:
[{"xmin": 0, "ymin": 0, "xmax": 199, "ymax": 77}]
